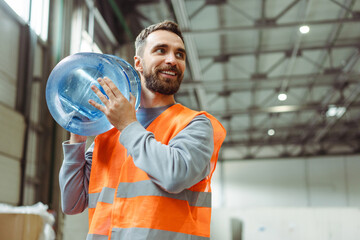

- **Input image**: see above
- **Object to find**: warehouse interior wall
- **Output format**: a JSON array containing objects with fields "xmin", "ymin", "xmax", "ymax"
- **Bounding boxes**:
[
  {"xmin": 210, "ymin": 154, "xmax": 360, "ymax": 239},
  {"xmin": 0, "ymin": 0, "xmax": 134, "ymax": 238},
  {"xmin": 0, "ymin": 3, "xmax": 25, "ymax": 205},
  {"xmin": 0, "ymin": 0, "xmax": 53, "ymax": 207},
  {"xmin": 212, "ymin": 155, "xmax": 360, "ymax": 208},
  {"xmin": 0, "ymin": 0, "xmax": 359, "ymax": 240},
  {"xmin": 0, "ymin": 1, "xmax": 67, "ymax": 238}
]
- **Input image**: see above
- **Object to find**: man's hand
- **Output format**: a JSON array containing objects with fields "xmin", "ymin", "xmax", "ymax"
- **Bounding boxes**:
[{"xmin": 89, "ymin": 77, "xmax": 137, "ymax": 132}]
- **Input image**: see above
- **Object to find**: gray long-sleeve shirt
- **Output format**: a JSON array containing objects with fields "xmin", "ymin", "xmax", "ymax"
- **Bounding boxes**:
[{"xmin": 59, "ymin": 104, "xmax": 214, "ymax": 214}]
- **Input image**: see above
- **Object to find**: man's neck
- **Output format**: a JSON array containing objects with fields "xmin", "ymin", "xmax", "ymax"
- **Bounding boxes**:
[{"xmin": 140, "ymin": 88, "xmax": 176, "ymax": 108}]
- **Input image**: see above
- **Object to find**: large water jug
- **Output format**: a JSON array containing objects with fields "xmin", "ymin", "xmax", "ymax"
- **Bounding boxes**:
[{"xmin": 46, "ymin": 52, "xmax": 141, "ymax": 136}]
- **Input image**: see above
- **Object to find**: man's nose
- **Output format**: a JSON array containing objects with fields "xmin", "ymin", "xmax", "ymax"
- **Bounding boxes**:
[{"xmin": 165, "ymin": 53, "xmax": 177, "ymax": 65}]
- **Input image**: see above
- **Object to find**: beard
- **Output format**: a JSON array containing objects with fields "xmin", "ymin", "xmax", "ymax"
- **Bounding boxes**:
[{"xmin": 143, "ymin": 64, "xmax": 183, "ymax": 95}]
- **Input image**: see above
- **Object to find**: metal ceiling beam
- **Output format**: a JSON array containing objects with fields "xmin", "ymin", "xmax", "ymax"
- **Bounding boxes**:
[
  {"xmin": 188, "ymin": 2, "xmax": 207, "ymax": 20},
  {"xmin": 120, "ymin": 0, "xmax": 160, "ymax": 3},
  {"xmin": 93, "ymin": 7, "xmax": 117, "ymax": 45},
  {"xmin": 179, "ymin": 72, "xmax": 359, "ymax": 92},
  {"xmin": 273, "ymin": 0, "xmax": 301, "ymax": 21},
  {"xmin": 228, "ymin": 120, "xmax": 359, "ymax": 135},
  {"xmin": 279, "ymin": 0, "xmax": 314, "ymax": 94},
  {"xmin": 284, "ymin": 0, "xmax": 357, "ymax": 142},
  {"xmin": 221, "ymin": 149, "xmax": 360, "ymax": 161},
  {"xmin": 297, "ymin": 48, "xmax": 360, "ymax": 144},
  {"xmin": 212, "ymin": 104, "xmax": 317, "ymax": 116},
  {"xmin": 303, "ymin": 0, "xmax": 355, "ymax": 89},
  {"xmin": 171, "ymin": 0, "xmax": 208, "ymax": 110},
  {"xmin": 223, "ymin": 134, "xmax": 360, "ymax": 147},
  {"xmin": 199, "ymin": 41, "xmax": 360, "ymax": 59},
  {"xmin": 209, "ymin": 101, "xmax": 360, "ymax": 116},
  {"xmin": 329, "ymin": 0, "xmax": 359, "ymax": 16},
  {"xmin": 182, "ymin": 17, "xmax": 360, "ymax": 34},
  {"xmin": 107, "ymin": 0, "xmax": 134, "ymax": 41},
  {"xmin": 226, "ymin": 0, "xmax": 255, "ymax": 22},
  {"xmin": 313, "ymin": 51, "xmax": 360, "ymax": 142}
]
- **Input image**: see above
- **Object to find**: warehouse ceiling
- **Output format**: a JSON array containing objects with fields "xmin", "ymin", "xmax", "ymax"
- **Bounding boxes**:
[{"xmin": 99, "ymin": 0, "xmax": 360, "ymax": 161}]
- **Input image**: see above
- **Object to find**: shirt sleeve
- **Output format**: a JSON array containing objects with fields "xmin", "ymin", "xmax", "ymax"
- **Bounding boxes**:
[
  {"xmin": 59, "ymin": 141, "xmax": 93, "ymax": 214},
  {"xmin": 120, "ymin": 114, "xmax": 214, "ymax": 193}
]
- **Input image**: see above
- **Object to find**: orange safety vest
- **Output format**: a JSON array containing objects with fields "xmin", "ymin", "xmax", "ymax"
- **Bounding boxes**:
[{"xmin": 88, "ymin": 104, "xmax": 226, "ymax": 240}]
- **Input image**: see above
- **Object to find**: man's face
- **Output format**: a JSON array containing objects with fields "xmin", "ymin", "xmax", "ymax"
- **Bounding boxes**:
[{"xmin": 137, "ymin": 30, "xmax": 186, "ymax": 95}]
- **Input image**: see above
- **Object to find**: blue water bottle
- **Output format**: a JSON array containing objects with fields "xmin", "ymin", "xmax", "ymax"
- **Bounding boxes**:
[{"xmin": 46, "ymin": 52, "xmax": 141, "ymax": 136}]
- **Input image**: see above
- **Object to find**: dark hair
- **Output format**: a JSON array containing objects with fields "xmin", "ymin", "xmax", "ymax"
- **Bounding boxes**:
[{"xmin": 135, "ymin": 20, "xmax": 184, "ymax": 56}]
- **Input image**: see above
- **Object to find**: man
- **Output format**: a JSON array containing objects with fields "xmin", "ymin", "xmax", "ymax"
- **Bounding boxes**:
[{"xmin": 59, "ymin": 20, "xmax": 226, "ymax": 240}]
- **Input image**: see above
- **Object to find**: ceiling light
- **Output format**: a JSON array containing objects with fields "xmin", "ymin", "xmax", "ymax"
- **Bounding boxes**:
[
  {"xmin": 268, "ymin": 129, "xmax": 275, "ymax": 136},
  {"xmin": 299, "ymin": 25, "xmax": 310, "ymax": 34},
  {"xmin": 278, "ymin": 93, "xmax": 287, "ymax": 101},
  {"xmin": 326, "ymin": 105, "xmax": 346, "ymax": 118}
]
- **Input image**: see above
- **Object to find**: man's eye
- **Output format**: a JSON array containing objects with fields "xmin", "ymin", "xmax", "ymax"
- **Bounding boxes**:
[
  {"xmin": 176, "ymin": 52, "xmax": 185, "ymax": 59},
  {"xmin": 155, "ymin": 49, "xmax": 165, "ymax": 53}
]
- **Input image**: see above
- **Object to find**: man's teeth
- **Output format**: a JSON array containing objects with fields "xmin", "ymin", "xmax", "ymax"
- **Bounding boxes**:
[{"xmin": 161, "ymin": 71, "xmax": 176, "ymax": 76}]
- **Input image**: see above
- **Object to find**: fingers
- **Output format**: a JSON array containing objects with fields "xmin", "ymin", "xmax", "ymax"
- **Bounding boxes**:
[
  {"xmin": 103, "ymin": 77, "xmax": 124, "ymax": 98},
  {"xmin": 90, "ymin": 84, "xmax": 109, "ymax": 107},
  {"xmin": 88, "ymin": 98, "xmax": 106, "ymax": 112},
  {"xmin": 88, "ymin": 78, "xmax": 136, "ymax": 131},
  {"xmin": 96, "ymin": 78, "xmax": 115, "ymax": 101},
  {"xmin": 89, "ymin": 77, "xmax": 134, "ymax": 114},
  {"xmin": 98, "ymin": 77, "xmax": 125, "ymax": 101},
  {"xmin": 90, "ymin": 77, "xmax": 122, "ymax": 108}
]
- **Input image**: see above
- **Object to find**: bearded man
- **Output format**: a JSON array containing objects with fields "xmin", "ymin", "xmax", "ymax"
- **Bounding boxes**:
[{"xmin": 59, "ymin": 20, "xmax": 226, "ymax": 240}]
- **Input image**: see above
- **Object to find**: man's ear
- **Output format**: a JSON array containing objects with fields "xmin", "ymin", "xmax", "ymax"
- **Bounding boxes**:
[{"xmin": 134, "ymin": 56, "xmax": 143, "ymax": 72}]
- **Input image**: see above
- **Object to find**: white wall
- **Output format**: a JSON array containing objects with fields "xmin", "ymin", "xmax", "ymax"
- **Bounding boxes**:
[
  {"xmin": 63, "ymin": 210, "xmax": 88, "ymax": 240},
  {"xmin": 211, "ymin": 208, "xmax": 360, "ymax": 240},
  {"xmin": 210, "ymin": 154, "xmax": 360, "ymax": 240}
]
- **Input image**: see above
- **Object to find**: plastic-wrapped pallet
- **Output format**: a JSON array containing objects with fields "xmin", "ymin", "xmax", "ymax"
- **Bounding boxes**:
[{"xmin": 0, "ymin": 202, "xmax": 55, "ymax": 240}]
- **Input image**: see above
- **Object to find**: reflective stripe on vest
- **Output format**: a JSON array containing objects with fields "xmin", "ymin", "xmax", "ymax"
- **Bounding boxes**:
[
  {"xmin": 89, "ymin": 187, "xmax": 116, "ymax": 208},
  {"xmin": 116, "ymin": 180, "xmax": 211, "ymax": 208},
  {"xmin": 111, "ymin": 228, "xmax": 210, "ymax": 240},
  {"xmin": 86, "ymin": 234, "xmax": 108, "ymax": 240}
]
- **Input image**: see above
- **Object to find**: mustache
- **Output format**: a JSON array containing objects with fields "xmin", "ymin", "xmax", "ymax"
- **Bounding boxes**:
[{"xmin": 156, "ymin": 66, "xmax": 181, "ymax": 76}]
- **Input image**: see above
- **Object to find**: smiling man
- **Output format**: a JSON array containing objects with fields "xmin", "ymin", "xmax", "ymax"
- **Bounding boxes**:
[
  {"xmin": 138, "ymin": 30, "xmax": 186, "ymax": 96},
  {"xmin": 59, "ymin": 20, "xmax": 226, "ymax": 240}
]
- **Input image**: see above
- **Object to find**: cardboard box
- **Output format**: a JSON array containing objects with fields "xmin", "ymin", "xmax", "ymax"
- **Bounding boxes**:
[{"xmin": 0, "ymin": 213, "xmax": 43, "ymax": 240}]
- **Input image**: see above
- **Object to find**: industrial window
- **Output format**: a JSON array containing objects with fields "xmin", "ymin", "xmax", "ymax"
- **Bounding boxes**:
[{"xmin": 3, "ymin": 0, "xmax": 49, "ymax": 41}]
